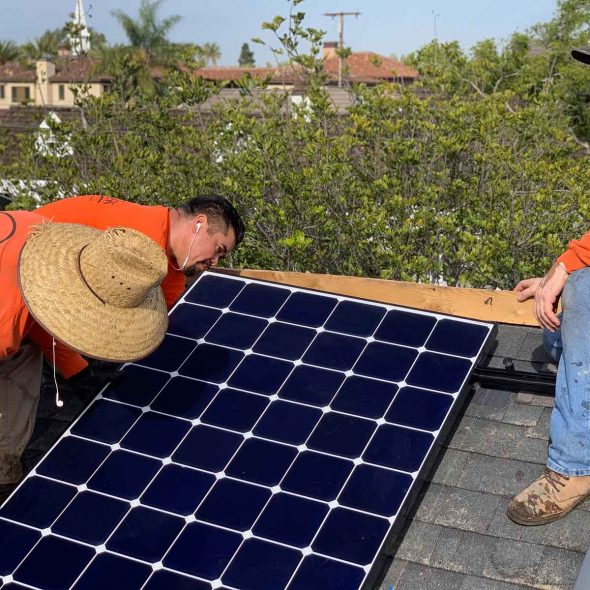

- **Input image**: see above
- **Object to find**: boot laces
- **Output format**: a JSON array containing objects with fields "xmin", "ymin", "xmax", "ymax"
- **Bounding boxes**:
[{"xmin": 544, "ymin": 467, "xmax": 569, "ymax": 492}]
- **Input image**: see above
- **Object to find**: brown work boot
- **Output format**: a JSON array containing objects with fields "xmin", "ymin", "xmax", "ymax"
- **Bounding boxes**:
[{"xmin": 507, "ymin": 467, "xmax": 590, "ymax": 525}]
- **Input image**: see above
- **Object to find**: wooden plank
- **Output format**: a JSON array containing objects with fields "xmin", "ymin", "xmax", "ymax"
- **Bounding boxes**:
[{"xmin": 218, "ymin": 269, "xmax": 540, "ymax": 327}]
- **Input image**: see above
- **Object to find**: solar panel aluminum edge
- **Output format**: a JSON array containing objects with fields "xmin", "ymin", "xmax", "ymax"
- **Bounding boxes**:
[{"xmin": 0, "ymin": 270, "xmax": 495, "ymax": 590}]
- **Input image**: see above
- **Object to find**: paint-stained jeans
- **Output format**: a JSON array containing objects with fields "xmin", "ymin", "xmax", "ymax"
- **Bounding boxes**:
[{"xmin": 544, "ymin": 268, "xmax": 590, "ymax": 476}]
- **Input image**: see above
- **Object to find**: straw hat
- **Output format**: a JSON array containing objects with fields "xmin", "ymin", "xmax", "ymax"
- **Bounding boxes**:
[{"xmin": 18, "ymin": 222, "xmax": 169, "ymax": 362}]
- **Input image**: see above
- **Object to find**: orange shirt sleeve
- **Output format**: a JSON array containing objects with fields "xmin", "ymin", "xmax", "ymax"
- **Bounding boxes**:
[{"xmin": 557, "ymin": 231, "xmax": 590, "ymax": 273}]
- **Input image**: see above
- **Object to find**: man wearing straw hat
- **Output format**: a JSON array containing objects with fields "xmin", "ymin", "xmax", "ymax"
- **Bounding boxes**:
[
  {"xmin": 32, "ymin": 193, "xmax": 245, "ymax": 383},
  {"xmin": 0, "ymin": 210, "xmax": 169, "ymax": 494}
]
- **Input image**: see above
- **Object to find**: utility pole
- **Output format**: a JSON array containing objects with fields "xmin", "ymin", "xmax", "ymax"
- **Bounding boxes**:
[
  {"xmin": 323, "ymin": 11, "xmax": 361, "ymax": 87},
  {"xmin": 431, "ymin": 10, "xmax": 440, "ymax": 40}
]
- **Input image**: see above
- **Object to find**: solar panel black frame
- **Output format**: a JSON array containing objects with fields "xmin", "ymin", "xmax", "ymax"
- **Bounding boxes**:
[{"xmin": 0, "ymin": 270, "xmax": 496, "ymax": 590}]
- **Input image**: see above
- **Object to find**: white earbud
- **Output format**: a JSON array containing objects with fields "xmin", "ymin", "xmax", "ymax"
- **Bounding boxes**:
[{"xmin": 195, "ymin": 222, "xmax": 201, "ymax": 233}]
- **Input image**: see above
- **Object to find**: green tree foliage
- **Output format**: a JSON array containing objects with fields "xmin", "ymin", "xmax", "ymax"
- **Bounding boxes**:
[
  {"xmin": 0, "ymin": 41, "xmax": 21, "ymax": 64},
  {"xmin": 4, "ymin": 0, "xmax": 590, "ymax": 289},
  {"xmin": 202, "ymin": 42, "xmax": 221, "ymax": 66},
  {"xmin": 238, "ymin": 43, "xmax": 255, "ymax": 67},
  {"xmin": 21, "ymin": 29, "xmax": 67, "ymax": 59},
  {"xmin": 111, "ymin": 0, "xmax": 181, "ymax": 64}
]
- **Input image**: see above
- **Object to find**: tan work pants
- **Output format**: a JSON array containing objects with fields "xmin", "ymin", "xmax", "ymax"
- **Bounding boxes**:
[{"xmin": 0, "ymin": 343, "xmax": 43, "ymax": 484}]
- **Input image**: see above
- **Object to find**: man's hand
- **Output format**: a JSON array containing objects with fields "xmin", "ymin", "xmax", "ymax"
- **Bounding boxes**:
[
  {"xmin": 514, "ymin": 277, "xmax": 542, "ymax": 302},
  {"xmin": 530, "ymin": 263, "xmax": 569, "ymax": 331}
]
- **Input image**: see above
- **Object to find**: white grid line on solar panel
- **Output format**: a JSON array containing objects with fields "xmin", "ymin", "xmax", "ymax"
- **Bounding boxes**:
[
  {"xmin": 0, "ymin": 272, "xmax": 493, "ymax": 590},
  {"xmin": 1, "ymin": 378, "xmax": 459, "ymax": 587},
  {"xmin": 168, "ymin": 297, "xmax": 484, "ymax": 361}
]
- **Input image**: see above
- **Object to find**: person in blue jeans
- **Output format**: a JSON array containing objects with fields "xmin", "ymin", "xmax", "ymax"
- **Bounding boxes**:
[
  {"xmin": 509, "ymin": 263, "xmax": 590, "ymax": 525},
  {"xmin": 507, "ymin": 45, "xmax": 590, "ymax": 526}
]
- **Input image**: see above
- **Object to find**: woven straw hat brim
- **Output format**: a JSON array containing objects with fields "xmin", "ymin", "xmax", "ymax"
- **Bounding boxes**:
[{"xmin": 18, "ymin": 223, "xmax": 168, "ymax": 362}]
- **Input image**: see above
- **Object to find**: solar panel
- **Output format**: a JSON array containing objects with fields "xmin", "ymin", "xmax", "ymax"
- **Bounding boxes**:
[{"xmin": 0, "ymin": 271, "xmax": 494, "ymax": 590}]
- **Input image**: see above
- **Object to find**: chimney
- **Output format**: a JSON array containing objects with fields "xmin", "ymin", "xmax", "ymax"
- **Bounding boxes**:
[
  {"xmin": 323, "ymin": 41, "xmax": 338, "ymax": 59},
  {"xmin": 36, "ymin": 59, "xmax": 56, "ymax": 105}
]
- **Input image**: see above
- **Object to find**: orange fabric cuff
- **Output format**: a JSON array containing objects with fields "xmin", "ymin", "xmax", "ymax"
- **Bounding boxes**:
[{"xmin": 557, "ymin": 250, "xmax": 585, "ymax": 273}]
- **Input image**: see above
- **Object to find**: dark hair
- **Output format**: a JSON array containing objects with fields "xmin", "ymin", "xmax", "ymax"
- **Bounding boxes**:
[{"xmin": 177, "ymin": 195, "xmax": 245, "ymax": 246}]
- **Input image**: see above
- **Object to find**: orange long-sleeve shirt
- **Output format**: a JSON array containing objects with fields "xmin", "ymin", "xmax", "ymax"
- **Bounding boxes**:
[
  {"xmin": 558, "ymin": 231, "xmax": 590, "ymax": 272},
  {"xmin": 37, "ymin": 195, "xmax": 186, "ymax": 308},
  {"xmin": 0, "ymin": 211, "xmax": 87, "ymax": 378}
]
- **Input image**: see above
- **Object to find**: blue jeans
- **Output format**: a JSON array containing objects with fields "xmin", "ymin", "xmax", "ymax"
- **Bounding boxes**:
[{"xmin": 544, "ymin": 268, "xmax": 590, "ymax": 476}]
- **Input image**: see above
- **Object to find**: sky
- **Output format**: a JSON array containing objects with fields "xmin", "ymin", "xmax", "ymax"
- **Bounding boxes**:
[{"xmin": 0, "ymin": 0, "xmax": 559, "ymax": 66}]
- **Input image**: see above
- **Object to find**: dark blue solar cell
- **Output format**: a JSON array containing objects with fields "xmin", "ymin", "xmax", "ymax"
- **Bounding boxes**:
[
  {"xmin": 375, "ymin": 309, "xmax": 436, "ymax": 347},
  {"xmin": 276, "ymin": 292, "xmax": 338, "ymax": 327},
  {"xmin": 339, "ymin": 464, "xmax": 412, "ymax": 517},
  {"xmin": 151, "ymin": 377, "xmax": 218, "ymax": 419},
  {"xmin": 52, "ymin": 492, "xmax": 129, "ymax": 545},
  {"xmin": 354, "ymin": 341, "xmax": 417, "ymax": 382},
  {"xmin": 121, "ymin": 412, "xmax": 191, "ymax": 458},
  {"xmin": 104, "ymin": 365, "xmax": 169, "ymax": 407},
  {"xmin": 168, "ymin": 303, "xmax": 222, "ymax": 340},
  {"xmin": 288, "ymin": 555, "xmax": 366, "ymax": 590},
  {"xmin": 0, "ymin": 521, "xmax": 40, "ymax": 576},
  {"xmin": 278, "ymin": 365, "xmax": 345, "ymax": 406},
  {"xmin": 36, "ymin": 436, "xmax": 110, "ymax": 484},
  {"xmin": 325, "ymin": 300, "xmax": 386, "ymax": 337},
  {"xmin": 253, "ymin": 493, "xmax": 329, "ymax": 548},
  {"xmin": 386, "ymin": 386, "xmax": 453, "ymax": 431},
  {"xmin": 206, "ymin": 312, "xmax": 267, "ymax": 349},
  {"xmin": 0, "ymin": 477, "xmax": 76, "ymax": 528},
  {"xmin": 407, "ymin": 351, "xmax": 472, "ymax": 393},
  {"xmin": 172, "ymin": 425, "xmax": 242, "ymax": 472},
  {"xmin": 229, "ymin": 283, "xmax": 291, "ymax": 317},
  {"xmin": 140, "ymin": 334, "xmax": 196, "ymax": 372},
  {"xmin": 222, "ymin": 538, "xmax": 301, "ymax": 590},
  {"xmin": 282, "ymin": 451, "xmax": 353, "ymax": 501},
  {"xmin": 303, "ymin": 332, "xmax": 366, "ymax": 371},
  {"xmin": 307, "ymin": 413, "xmax": 376, "ymax": 458},
  {"xmin": 180, "ymin": 343, "xmax": 244, "ymax": 383},
  {"xmin": 72, "ymin": 553, "xmax": 151, "ymax": 590},
  {"xmin": 87, "ymin": 450, "xmax": 161, "ymax": 500},
  {"xmin": 331, "ymin": 376, "xmax": 398, "ymax": 419},
  {"xmin": 185, "ymin": 274, "xmax": 244, "ymax": 307},
  {"xmin": 141, "ymin": 464, "xmax": 214, "ymax": 515},
  {"xmin": 71, "ymin": 399, "xmax": 141, "ymax": 444},
  {"xmin": 201, "ymin": 388, "xmax": 269, "ymax": 432},
  {"xmin": 363, "ymin": 424, "xmax": 434, "ymax": 472},
  {"xmin": 107, "ymin": 507, "xmax": 184, "ymax": 562},
  {"xmin": 196, "ymin": 478, "xmax": 271, "ymax": 531},
  {"xmin": 13, "ymin": 536, "xmax": 94, "ymax": 590},
  {"xmin": 164, "ymin": 522, "xmax": 242, "ymax": 580},
  {"xmin": 228, "ymin": 354, "xmax": 293, "ymax": 395},
  {"xmin": 312, "ymin": 508, "xmax": 389, "ymax": 565},
  {"xmin": 253, "ymin": 400, "xmax": 321, "ymax": 445},
  {"xmin": 143, "ymin": 570, "xmax": 211, "ymax": 590},
  {"xmin": 253, "ymin": 322, "xmax": 316, "ymax": 360},
  {"xmin": 426, "ymin": 319, "xmax": 489, "ymax": 358},
  {"xmin": 226, "ymin": 438, "xmax": 297, "ymax": 486}
]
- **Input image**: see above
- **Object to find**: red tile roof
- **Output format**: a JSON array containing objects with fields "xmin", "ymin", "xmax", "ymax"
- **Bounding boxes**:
[
  {"xmin": 324, "ymin": 52, "xmax": 418, "ymax": 82},
  {"xmin": 0, "ymin": 58, "xmax": 111, "ymax": 84},
  {"xmin": 0, "ymin": 63, "xmax": 36, "ymax": 83},
  {"xmin": 49, "ymin": 58, "xmax": 112, "ymax": 83},
  {"xmin": 195, "ymin": 52, "xmax": 417, "ymax": 85},
  {"xmin": 193, "ymin": 66, "xmax": 279, "ymax": 82}
]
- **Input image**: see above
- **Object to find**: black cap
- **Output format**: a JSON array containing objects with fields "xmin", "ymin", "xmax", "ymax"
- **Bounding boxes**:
[{"xmin": 572, "ymin": 47, "xmax": 590, "ymax": 65}]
